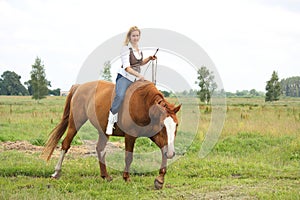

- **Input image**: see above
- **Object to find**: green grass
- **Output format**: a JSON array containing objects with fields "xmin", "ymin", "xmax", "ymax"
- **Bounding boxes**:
[
  {"xmin": 0, "ymin": 96, "xmax": 300, "ymax": 199},
  {"xmin": 0, "ymin": 133, "xmax": 299, "ymax": 199}
]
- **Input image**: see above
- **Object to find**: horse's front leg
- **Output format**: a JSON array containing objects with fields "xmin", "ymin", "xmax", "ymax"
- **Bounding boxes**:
[
  {"xmin": 123, "ymin": 134, "xmax": 136, "ymax": 182},
  {"xmin": 96, "ymin": 133, "xmax": 111, "ymax": 181},
  {"xmin": 154, "ymin": 147, "xmax": 168, "ymax": 189}
]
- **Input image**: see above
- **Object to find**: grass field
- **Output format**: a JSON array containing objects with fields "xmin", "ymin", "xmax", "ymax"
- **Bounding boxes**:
[{"xmin": 0, "ymin": 95, "xmax": 299, "ymax": 199}]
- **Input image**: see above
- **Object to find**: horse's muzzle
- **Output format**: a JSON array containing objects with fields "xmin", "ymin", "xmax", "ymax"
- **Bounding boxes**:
[{"xmin": 164, "ymin": 151, "xmax": 175, "ymax": 159}]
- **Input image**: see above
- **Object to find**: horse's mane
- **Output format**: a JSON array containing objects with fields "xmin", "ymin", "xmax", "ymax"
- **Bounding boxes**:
[
  {"xmin": 126, "ymin": 81, "xmax": 161, "ymax": 103},
  {"xmin": 125, "ymin": 81, "xmax": 177, "ymax": 123},
  {"xmin": 130, "ymin": 81, "xmax": 178, "ymax": 112}
]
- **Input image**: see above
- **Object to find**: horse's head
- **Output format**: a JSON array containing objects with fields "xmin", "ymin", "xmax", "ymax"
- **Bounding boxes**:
[
  {"xmin": 150, "ymin": 100, "xmax": 181, "ymax": 159},
  {"xmin": 163, "ymin": 102, "xmax": 181, "ymax": 159}
]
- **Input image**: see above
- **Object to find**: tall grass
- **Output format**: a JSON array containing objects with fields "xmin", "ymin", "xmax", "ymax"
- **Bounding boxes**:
[{"xmin": 1, "ymin": 96, "xmax": 299, "ymax": 143}]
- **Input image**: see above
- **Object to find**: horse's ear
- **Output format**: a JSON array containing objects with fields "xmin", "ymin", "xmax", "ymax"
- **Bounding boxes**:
[{"xmin": 174, "ymin": 104, "xmax": 182, "ymax": 113}]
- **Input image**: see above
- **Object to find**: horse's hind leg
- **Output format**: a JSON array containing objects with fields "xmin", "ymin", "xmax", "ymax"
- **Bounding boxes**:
[
  {"xmin": 96, "ymin": 133, "xmax": 111, "ymax": 181},
  {"xmin": 51, "ymin": 149, "xmax": 66, "ymax": 178},
  {"xmin": 52, "ymin": 112, "xmax": 86, "ymax": 178},
  {"xmin": 123, "ymin": 134, "xmax": 136, "ymax": 182}
]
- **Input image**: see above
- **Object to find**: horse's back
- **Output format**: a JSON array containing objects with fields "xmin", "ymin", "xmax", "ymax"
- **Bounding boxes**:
[
  {"xmin": 71, "ymin": 80, "xmax": 115, "ymax": 133},
  {"xmin": 94, "ymin": 80, "xmax": 115, "ymax": 112},
  {"xmin": 72, "ymin": 80, "xmax": 114, "ymax": 103}
]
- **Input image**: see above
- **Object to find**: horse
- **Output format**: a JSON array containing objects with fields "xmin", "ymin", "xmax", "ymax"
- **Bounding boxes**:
[{"xmin": 41, "ymin": 80, "xmax": 181, "ymax": 189}]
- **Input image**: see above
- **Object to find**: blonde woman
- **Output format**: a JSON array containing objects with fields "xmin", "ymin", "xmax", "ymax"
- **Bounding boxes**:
[{"xmin": 106, "ymin": 26, "xmax": 157, "ymax": 135}]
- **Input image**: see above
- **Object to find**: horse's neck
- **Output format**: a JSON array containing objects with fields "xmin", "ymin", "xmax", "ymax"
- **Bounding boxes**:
[{"xmin": 120, "ymin": 81, "xmax": 163, "ymax": 127}]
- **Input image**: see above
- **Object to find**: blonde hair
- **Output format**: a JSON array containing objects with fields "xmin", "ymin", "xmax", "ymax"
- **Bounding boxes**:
[{"xmin": 123, "ymin": 26, "xmax": 141, "ymax": 45}]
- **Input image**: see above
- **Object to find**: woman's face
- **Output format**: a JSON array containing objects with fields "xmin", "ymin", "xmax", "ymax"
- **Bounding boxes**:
[{"xmin": 129, "ymin": 30, "xmax": 140, "ymax": 45}]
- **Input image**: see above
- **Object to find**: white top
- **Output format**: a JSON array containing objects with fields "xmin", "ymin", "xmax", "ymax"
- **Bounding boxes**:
[{"xmin": 118, "ymin": 43, "xmax": 142, "ymax": 82}]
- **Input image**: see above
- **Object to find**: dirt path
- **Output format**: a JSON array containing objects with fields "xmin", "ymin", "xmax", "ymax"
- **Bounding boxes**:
[{"xmin": 0, "ymin": 140, "xmax": 124, "ymax": 158}]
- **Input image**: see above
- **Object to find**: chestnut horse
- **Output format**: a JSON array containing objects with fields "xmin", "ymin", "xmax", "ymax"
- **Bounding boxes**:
[{"xmin": 41, "ymin": 80, "xmax": 181, "ymax": 189}]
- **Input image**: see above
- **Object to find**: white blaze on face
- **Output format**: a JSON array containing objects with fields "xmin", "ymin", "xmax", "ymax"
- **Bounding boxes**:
[{"xmin": 164, "ymin": 116, "xmax": 176, "ymax": 158}]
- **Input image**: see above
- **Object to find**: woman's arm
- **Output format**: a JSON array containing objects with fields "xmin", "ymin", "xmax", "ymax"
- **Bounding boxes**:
[
  {"xmin": 141, "ymin": 56, "xmax": 157, "ymax": 66},
  {"xmin": 125, "ymin": 55, "xmax": 157, "ymax": 80},
  {"xmin": 125, "ymin": 67, "xmax": 144, "ymax": 80}
]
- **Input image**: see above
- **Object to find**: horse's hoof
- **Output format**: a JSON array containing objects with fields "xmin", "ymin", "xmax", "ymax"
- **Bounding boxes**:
[
  {"xmin": 51, "ymin": 173, "xmax": 60, "ymax": 179},
  {"xmin": 154, "ymin": 178, "xmax": 164, "ymax": 190}
]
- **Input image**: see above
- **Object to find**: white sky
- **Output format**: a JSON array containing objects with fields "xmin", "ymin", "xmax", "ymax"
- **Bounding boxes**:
[{"xmin": 0, "ymin": 0, "xmax": 299, "ymax": 92}]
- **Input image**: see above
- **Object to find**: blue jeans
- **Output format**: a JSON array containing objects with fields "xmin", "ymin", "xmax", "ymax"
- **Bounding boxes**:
[{"xmin": 110, "ymin": 74, "xmax": 133, "ymax": 114}]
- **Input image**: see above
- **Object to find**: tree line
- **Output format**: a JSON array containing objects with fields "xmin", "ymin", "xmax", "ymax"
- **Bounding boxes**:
[
  {"xmin": 264, "ymin": 71, "xmax": 300, "ymax": 101},
  {"xmin": 101, "ymin": 63, "xmax": 298, "ymax": 103},
  {"xmin": 280, "ymin": 76, "xmax": 300, "ymax": 97},
  {"xmin": 193, "ymin": 67, "xmax": 299, "ymax": 103},
  {"xmin": 1, "ymin": 57, "xmax": 298, "ymax": 103},
  {"xmin": 173, "ymin": 69, "xmax": 298, "ymax": 102},
  {"xmin": 0, "ymin": 57, "xmax": 60, "ymax": 99}
]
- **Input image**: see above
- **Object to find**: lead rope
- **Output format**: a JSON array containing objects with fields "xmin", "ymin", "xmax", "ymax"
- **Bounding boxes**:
[
  {"xmin": 154, "ymin": 58, "xmax": 158, "ymax": 85},
  {"xmin": 151, "ymin": 58, "xmax": 158, "ymax": 85},
  {"xmin": 144, "ymin": 58, "xmax": 158, "ymax": 85},
  {"xmin": 152, "ymin": 59, "xmax": 155, "ymax": 85}
]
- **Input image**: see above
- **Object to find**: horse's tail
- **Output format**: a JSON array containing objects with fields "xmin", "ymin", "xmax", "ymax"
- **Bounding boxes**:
[{"xmin": 41, "ymin": 84, "xmax": 80, "ymax": 161}]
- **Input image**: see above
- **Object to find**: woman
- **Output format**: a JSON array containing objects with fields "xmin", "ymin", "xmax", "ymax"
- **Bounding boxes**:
[{"xmin": 106, "ymin": 26, "xmax": 157, "ymax": 135}]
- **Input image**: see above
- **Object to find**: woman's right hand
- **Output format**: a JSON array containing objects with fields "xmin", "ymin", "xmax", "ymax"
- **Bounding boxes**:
[{"xmin": 126, "ymin": 67, "xmax": 144, "ymax": 81}]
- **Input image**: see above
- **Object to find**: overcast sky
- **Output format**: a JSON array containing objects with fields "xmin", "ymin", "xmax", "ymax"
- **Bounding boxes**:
[{"xmin": 0, "ymin": 0, "xmax": 299, "ymax": 92}]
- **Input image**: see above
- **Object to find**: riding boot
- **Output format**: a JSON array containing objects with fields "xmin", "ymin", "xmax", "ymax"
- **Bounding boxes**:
[{"xmin": 106, "ymin": 111, "xmax": 118, "ymax": 135}]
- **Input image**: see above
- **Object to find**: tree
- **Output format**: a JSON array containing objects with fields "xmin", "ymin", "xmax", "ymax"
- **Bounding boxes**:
[
  {"xmin": 236, "ymin": 90, "xmax": 249, "ymax": 97},
  {"xmin": 280, "ymin": 76, "xmax": 300, "ymax": 97},
  {"xmin": 102, "ymin": 61, "xmax": 112, "ymax": 81},
  {"xmin": 49, "ymin": 88, "xmax": 61, "ymax": 96},
  {"xmin": 265, "ymin": 71, "xmax": 281, "ymax": 102},
  {"xmin": 160, "ymin": 90, "xmax": 171, "ymax": 97},
  {"xmin": 250, "ymin": 89, "xmax": 260, "ymax": 97},
  {"xmin": 28, "ymin": 57, "xmax": 51, "ymax": 100},
  {"xmin": 196, "ymin": 66, "xmax": 217, "ymax": 103},
  {"xmin": 24, "ymin": 80, "xmax": 33, "ymax": 95},
  {"xmin": 0, "ymin": 71, "xmax": 29, "ymax": 95}
]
